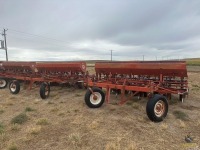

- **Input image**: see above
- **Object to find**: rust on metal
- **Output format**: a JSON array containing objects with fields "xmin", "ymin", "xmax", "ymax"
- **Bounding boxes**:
[
  {"xmin": 0, "ymin": 60, "xmax": 189, "ymax": 103},
  {"xmin": 0, "ymin": 61, "xmax": 36, "ymax": 72},
  {"xmin": 35, "ymin": 61, "xmax": 86, "ymax": 73},
  {"xmin": 95, "ymin": 61, "xmax": 187, "ymax": 77},
  {"xmin": 88, "ymin": 61, "xmax": 188, "ymax": 104},
  {"xmin": 0, "ymin": 61, "xmax": 86, "ymax": 90}
]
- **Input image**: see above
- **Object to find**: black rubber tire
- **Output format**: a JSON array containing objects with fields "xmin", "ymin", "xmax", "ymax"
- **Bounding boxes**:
[
  {"xmin": 179, "ymin": 95, "xmax": 184, "ymax": 102},
  {"xmin": 85, "ymin": 87, "xmax": 105, "ymax": 108},
  {"xmin": 146, "ymin": 94, "xmax": 168, "ymax": 122},
  {"xmin": 0, "ymin": 78, "xmax": 8, "ymax": 89},
  {"xmin": 76, "ymin": 82, "xmax": 83, "ymax": 89},
  {"xmin": 40, "ymin": 82, "xmax": 50, "ymax": 99},
  {"xmin": 9, "ymin": 80, "xmax": 20, "ymax": 94},
  {"xmin": 143, "ymin": 92, "xmax": 148, "ymax": 97},
  {"xmin": 111, "ymin": 89, "xmax": 120, "ymax": 94}
]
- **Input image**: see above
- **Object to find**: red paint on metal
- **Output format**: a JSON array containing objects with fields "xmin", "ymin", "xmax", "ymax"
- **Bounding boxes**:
[
  {"xmin": 95, "ymin": 61, "xmax": 187, "ymax": 77},
  {"xmin": 0, "ymin": 61, "xmax": 86, "ymax": 90},
  {"xmin": 0, "ymin": 60, "xmax": 189, "ymax": 103},
  {"xmin": 0, "ymin": 61, "xmax": 36, "ymax": 71},
  {"xmin": 35, "ymin": 62, "xmax": 86, "ymax": 73},
  {"xmin": 88, "ymin": 61, "xmax": 188, "ymax": 104}
]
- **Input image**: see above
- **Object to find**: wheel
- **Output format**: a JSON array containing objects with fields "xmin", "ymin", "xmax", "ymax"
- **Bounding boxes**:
[
  {"xmin": 179, "ymin": 94, "xmax": 184, "ymax": 102},
  {"xmin": 40, "ymin": 82, "xmax": 50, "ymax": 99},
  {"xmin": 76, "ymin": 82, "xmax": 83, "ymax": 89},
  {"xmin": 136, "ymin": 92, "xmax": 143, "ymax": 100},
  {"xmin": 143, "ymin": 92, "xmax": 148, "ymax": 97},
  {"xmin": 0, "ymin": 78, "xmax": 8, "ymax": 89},
  {"xmin": 111, "ymin": 89, "xmax": 120, "ymax": 94},
  {"xmin": 146, "ymin": 94, "xmax": 168, "ymax": 122},
  {"xmin": 9, "ymin": 80, "xmax": 20, "ymax": 94},
  {"xmin": 85, "ymin": 87, "xmax": 105, "ymax": 108}
]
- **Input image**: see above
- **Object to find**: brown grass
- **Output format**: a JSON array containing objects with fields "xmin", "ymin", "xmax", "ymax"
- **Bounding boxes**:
[
  {"xmin": 36, "ymin": 118, "xmax": 49, "ymax": 125},
  {"xmin": 50, "ymin": 107, "xmax": 59, "ymax": 113},
  {"xmin": 0, "ymin": 72, "xmax": 200, "ymax": 149},
  {"xmin": 105, "ymin": 142, "xmax": 120, "ymax": 150},
  {"xmin": 27, "ymin": 125, "xmax": 42, "ymax": 135},
  {"xmin": 178, "ymin": 120, "xmax": 186, "ymax": 128},
  {"xmin": 68, "ymin": 133, "xmax": 82, "ymax": 148},
  {"xmin": 8, "ymin": 143, "xmax": 18, "ymax": 150},
  {"xmin": 0, "ymin": 132, "xmax": 7, "ymax": 143},
  {"xmin": 160, "ymin": 123, "xmax": 168, "ymax": 130},
  {"xmin": 10, "ymin": 124, "xmax": 21, "ymax": 131}
]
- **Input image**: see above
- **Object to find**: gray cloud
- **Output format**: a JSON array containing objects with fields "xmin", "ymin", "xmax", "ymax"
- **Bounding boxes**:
[{"xmin": 0, "ymin": 0, "xmax": 200, "ymax": 61}]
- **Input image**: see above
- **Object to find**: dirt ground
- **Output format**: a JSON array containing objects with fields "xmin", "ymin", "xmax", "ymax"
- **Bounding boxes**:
[{"xmin": 0, "ymin": 68, "xmax": 200, "ymax": 150}]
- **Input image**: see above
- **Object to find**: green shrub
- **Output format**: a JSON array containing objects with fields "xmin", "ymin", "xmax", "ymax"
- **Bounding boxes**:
[
  {"xmin": 0, "ymin": 122, "xmax": 5, "ymax": 133},
  {"xmin": 0, "ymin": 109, "xmax": 4, "ymax": 114},
  {"xmin": 11, "ymin": 113, "xmax": 28, "ymax": 124},
  {"xmin": 25, "ymin": 107, "xmax": 35, "ymax": 112},
  {"xmin": 8, "ymin": 144, "xmax": 18, "ymax": 150},
  {"xmin": 173, "ymin": 110, "xmax": 189, "ymax": 121}
]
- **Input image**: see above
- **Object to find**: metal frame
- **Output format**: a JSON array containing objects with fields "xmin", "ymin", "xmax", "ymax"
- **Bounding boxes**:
[
  {"xmin": 0, "ymin": 61, "xmax": 87, "ymax": 89},
  {"xmin": 87, "ymin": 61, "xmax": 188, "ymax": 104},
  {"xmin": 0, "ymin": 60, "xmax": 189, "ymax": 103}
]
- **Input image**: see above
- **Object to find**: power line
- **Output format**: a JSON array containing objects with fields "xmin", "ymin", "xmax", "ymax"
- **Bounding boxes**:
[
  {"xmin": 7, "ymin": 28, "xmax": 88, "ymax": 47},
  {"xmin": 8, "ymin": 34, "xmax": 72, "ymax": 50},
  {"xmin": 0, "ymin": 26, "xmax": 66, "ymax": 43},
  {"xmin": 8, "ymin": 29, "xmax": 71, "ymax": 44},
  {"xmin": 0, "ymin": 27, "xmax": 86, "ymax": 49},
  {"xmin": 5, "ymin": 29, "xmax": 84, "ymax": 52},
  {"xmin": 7, "ymin": 28, "xmax": 103, "ymax": 49}
]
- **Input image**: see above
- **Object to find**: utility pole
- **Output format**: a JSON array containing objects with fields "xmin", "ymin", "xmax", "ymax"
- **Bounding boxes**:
[
  {"xmin": 110, "ymin": 50, "xmax": 113, "ymax": 61},
  {"xmin": 1, "ymin": 29, "xmax": 8, "ymax": 61},
  {"xmin": 143, "ymin": 55, "xmax": 144, "ymax": 61}
]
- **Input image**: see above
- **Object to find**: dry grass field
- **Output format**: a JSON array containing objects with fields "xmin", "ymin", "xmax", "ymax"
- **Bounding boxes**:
[
  {"xmin": 186, "ymin": 58, "xmax": 200, "ymax": 66},
  {"xmin": 0, "ymin": 66, "xmax": 200, "ymax": 150}
]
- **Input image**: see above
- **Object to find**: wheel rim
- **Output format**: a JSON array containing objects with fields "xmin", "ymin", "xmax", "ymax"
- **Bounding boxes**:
[
  {"xmin": 10, "ymin": 83, "xmax": 16, "ymax": 92},
  {"xmin": 45, "ymin": 86, "xmax": 49, "ymax": 96},
  {"xmin": 0, "ymin": 79, "xmax": 6, "ymax": 87},
  {"xmin": 154, "ymin": 100, "xmax": 165, "ymax": 117},
  {"xmin": 90, "ymin": 92, "xmax": 102, "ymax": 105}
]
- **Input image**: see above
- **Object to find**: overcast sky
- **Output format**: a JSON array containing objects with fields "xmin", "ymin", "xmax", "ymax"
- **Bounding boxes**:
[{"xmin": 0, "ymin": 0, "xmax": 200, "ymax": 61}]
